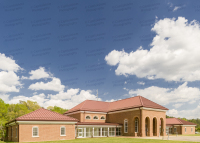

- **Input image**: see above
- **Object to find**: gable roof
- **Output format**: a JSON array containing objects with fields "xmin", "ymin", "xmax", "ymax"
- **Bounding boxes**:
[
  {"xmin": 65, "ymin": 96, "xmax": 168, "ymax": 114},
  {"xmin": 166, "ymin": 118, "xmax": 196, "ymax": 126},
  {"xmin": 7, "ymin": 108, "xmax": 78, "ymax": 124}
]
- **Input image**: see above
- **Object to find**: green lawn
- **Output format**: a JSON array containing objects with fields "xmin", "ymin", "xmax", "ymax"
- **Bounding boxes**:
[{"xmin": 1, "ymin": 137, "xmax": 200, "ymax": 143}]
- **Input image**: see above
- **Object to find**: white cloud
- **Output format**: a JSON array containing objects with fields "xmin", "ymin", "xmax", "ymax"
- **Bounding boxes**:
[
  {"xmin": 105, "ymin": 99, "xmax": 116, "ymax": 102},
  {"xmin": 0, "ymin": 53, "xmax": 21, "ymax": 72},
  {"xmin": 29, "ymin": 67, "xmax": 52, "ymax": 80},
  {"xmin": 0, "ymin": 93, "xmax": 10, "ymax": 103},
  {"xmin": 8, "ymin": 89, "xmax": 101, "ymax": 109},
  {"xmin": 172, "ymin": 103, "xmax": 183, "ymax": 108},
  {"xmin": 129, "ymin": 82, "xmax": 200, "ymax": 105},
  {"xmin": 28, "ymin": 77, "xmax": 65, "ymax": 92},
  {"xmin": 173, "ymin": 6, "xmax": 180, "ymax": 12},
  {"xmin": 137, "ymin": 81, "xmax": 145, "ymax": 85},
  {"xmin": 168, "ymin": 104, "xmax": 200, "ymax": 119},
  {"xmin": 105, "ymin": 17, "xmax": 200, "ymax": 82}
]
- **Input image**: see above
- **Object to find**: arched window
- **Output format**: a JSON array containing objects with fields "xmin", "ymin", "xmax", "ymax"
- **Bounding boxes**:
[
  {"xmin": 93, "ymin": 116, "xmax": 98, "ymax": 120},
  {"xmin": 124, "ymin": 119, "xmax": 128, "ymax": 133},
  {"xmin": 135, "ymin": 118, "xmax": 138, "ymax": 133},
  {"xmin": 100, "ymin": 116, "xmax": 105, "ymax": 120},
  {"xmin": 85, "ymin": 116, "xmax": 91, "ymax": 119}
]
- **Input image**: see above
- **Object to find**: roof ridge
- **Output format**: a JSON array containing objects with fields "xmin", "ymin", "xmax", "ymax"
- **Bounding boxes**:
[
  {"xmin": 175, "ymin": 118, "xmax": 184, "ymax": 124},
  {"xmin": 80, "ymin": 100, "xmax": 88, "ymax": 110},
  {"xmin": 16, "ymin": 108, "xmax": 43, "ymax": 119},
  {"xmin": 139, "ymin": 95, "xmax": 144, "ymax": 106},
  {"xmin": 111, "ymin": 96, "xmax": 138, "ymax": 103}
]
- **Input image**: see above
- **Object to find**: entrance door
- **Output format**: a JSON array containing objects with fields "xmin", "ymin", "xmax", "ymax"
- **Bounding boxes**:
[{"xmin": 78, "ymin": 128, "xmax": 83, "ymax": 137}]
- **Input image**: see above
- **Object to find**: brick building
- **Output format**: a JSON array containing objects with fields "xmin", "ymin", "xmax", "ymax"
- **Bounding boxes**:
[
  {"xmin": 5, "ymin": 96, "xmax": 196, "ymax": 142},
  {"xmin": 5, "ymin": 108, "xmax": 78, "ymax": 142},
  {"xmin": 166, "ymin": 118, "xmax": 196, "ymax": 135}
]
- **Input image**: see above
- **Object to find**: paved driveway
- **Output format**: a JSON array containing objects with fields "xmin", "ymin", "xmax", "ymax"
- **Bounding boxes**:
[{"xmin": 134, "ymin": 136, "xmax": 200, "ymax": 142}]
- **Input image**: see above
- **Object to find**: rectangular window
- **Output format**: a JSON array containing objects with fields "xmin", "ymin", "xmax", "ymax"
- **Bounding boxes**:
[
  {"xmin": 32, "ymin": 127, "xmax": 39, "ymax": 137},
  {"xmin": 124, "ymin": 120, "xmax": 128, "ymax": 133},
  {"xmin": 185, "ymin": 127, "xmax": 186, "ymax": 133},
  {"xmin": 191, "ymin": 127, "xmax": 193, "ymax": 132},
  {"xmin": 16, "ymin": 127, "xmax": 17, "ymax": 138},
  {"xmin": 60, "ymin": 127, "xmax": 66, "ymax": 136},
  {"xmin": 116, "ymin": 127, "xmax": 121, "ymax": 136},
  {"xmin": 174, "ymin": 127, "xmax": 177, "ymax": 133},
  {"xmin": 109, "ymin": 127, "xmax": 115, "ymax": 136}
]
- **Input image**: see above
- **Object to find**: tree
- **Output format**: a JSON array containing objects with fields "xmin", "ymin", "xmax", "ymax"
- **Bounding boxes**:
[
  {"xmin": 0, "ymin": 99, "xmax": 8, "ymax": 140},
  {"xmin": 47, "ymin": 106, "xmax": 68, "ymax": 114}
]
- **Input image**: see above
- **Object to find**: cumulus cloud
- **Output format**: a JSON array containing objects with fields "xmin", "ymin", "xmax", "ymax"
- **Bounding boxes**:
[
  {"xmin": 168, "ymin": 104, "xmax": 200, "ymax": 119},
  {"xmin": 0, "ymin": 53, "xmax": 21, "ymax": 72},
  {"xmin": 129, "ymin": 82, "xmax": 200, "ymax": 105},
  {"xmin": 9, "ymin": 89, "xmax": 101, "ymax": 109},
  {"xmin": 172, "ymin": 103, "xmax": 183, "ymax": 108},
  {"xmin": 105, "ymin": 17, "xmax": 200, "ymax": 82},
  {"xmin": 0, "ymin": 53, "xmax": 22, "ymax": 96},
  {"xmin": 29, "ymin": 67, "xmax": 52, "ymax": 80},
  {"xmin": 28, "ymin": 77, "xmax": 65, "ymax": 92}
]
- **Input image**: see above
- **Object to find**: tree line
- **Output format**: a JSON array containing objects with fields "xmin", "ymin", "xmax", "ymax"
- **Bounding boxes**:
[{"xmin": 0, "ymin": 98, "xmax": 68, "ymax": 140}]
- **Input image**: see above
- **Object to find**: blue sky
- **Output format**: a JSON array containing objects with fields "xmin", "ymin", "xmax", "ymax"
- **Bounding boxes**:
[{"xmin": 1, "ymin": 0, "xmax": 200, "ymax": 119}]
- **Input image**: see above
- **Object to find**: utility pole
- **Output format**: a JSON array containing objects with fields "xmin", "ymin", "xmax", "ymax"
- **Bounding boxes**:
[{"xmin": 96, "ymin": 89, "xmax": 98, "ymax": 101}]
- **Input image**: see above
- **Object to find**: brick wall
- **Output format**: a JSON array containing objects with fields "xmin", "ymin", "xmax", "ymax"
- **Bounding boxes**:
[
  {"xmin": 67, "ymin": 112, "xmax": 106, "ymax": 122},
  {"xmin": 19, "ymin": 124, "xmax": 75, "ymax": 142},
  {"xmin": 181, "ymin": 126, "xmax": 195, "ymax": 135},
  {"xmin": 107, "ymin": 109, "xmax": 166, "ymax": 137}
]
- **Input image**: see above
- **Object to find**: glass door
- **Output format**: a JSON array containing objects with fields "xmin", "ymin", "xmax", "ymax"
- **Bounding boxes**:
[{"xmin": 78, "ymin": 128, "xmax": 83, "ymax": 137}]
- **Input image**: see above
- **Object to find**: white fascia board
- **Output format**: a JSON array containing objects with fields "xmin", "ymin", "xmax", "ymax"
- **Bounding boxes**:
[
  {"xmin": 16, "ymin": 121, "xmax": 77, "ymax": 125},
  {"xmin": 181, "ymin": 125, "xmax": 196, "ymax": 127},
  {"xmin": 76, "ymin": 125, "xmax": 122, "ymax": 128},
  {"xmin": 108, "ymin": 108, "xmax": 139, "ymax": 114},
  {"xmin": 140, "ymin": 107, "xmax": 167, "ymax": 112}
]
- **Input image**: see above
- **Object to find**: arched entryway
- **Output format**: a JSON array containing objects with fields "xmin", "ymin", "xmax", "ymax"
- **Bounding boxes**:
[
  {"xmin": 145, "ymin": 117, "xmax": 150, "ymax": 136},
  {"xmin": 153, "ymin": 117, "xmax": 157, "ymax": 136},
  {"xmin": 134, "ymin": 117, "xmax": 139, "ymax": 136},
  {"xmin": 160, "ymin": 118, "xmax": 164, "ymax": 136}
]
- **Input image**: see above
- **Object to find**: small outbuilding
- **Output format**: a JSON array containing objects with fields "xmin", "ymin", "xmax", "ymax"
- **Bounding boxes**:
[
  {"xmin": 166, "ymin": 118, "xmax": 196, "ymax": 135},
  {"xmin": 5, "ymin": 108, "xmax": 78, "ymax": 142}
]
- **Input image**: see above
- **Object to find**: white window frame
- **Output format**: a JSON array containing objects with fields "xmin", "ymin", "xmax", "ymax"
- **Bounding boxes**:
[
  {"xmin": 60, "ymin": 126, "xmax": 66, "ymax": 136},
  {"xmin": 185, "ymin": 127, "xmax": 186, "ymax": 133},
  {"xmin": 32, "ymin": 126, "xmax": 39, "ymax": 137},
  {"xmin": 135, "ymin": 118, "xmax": 138, "ymax": 133},
  {"xmin": 85, "ymin": 116, "xmax": 91, "ymax": 120},
  {"xmin": 124, "ymin": 119, "xmax": 128, "ymax": 133},
  {"xmin": 100, "ymin": 116, "xmax": 105, "ymax": 120},
  {"xmin": 93, "ymin": 116, "xmax": 98, "ymax": 120},
  {"xmin": 16, "ymin": 127, "xmax": 17, "ymax": 138},
  {"xmin": 191, "ymin": 127, "xmax": 193, "ymax": 132}
]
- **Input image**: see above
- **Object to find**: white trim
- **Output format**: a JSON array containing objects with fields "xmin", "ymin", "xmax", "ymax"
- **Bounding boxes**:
[
  {"xmin": 93, "ymin": 116, "xmax": 99, "ymax": 120},
  {"xmin": 124, "ymin": 119, "xmax": 128, "ymax": 133},
  {"xmin": 32, "ymin": 126, "xmax": 39, "ymax": 137},
  {"xmin": 76, "ymin": 125, "xmax": 122, "ymax": 128},
  {"xmin": 60, "ymin": 126, "xmax": 66, "ymax": 136},
  {"xmin": 181, "ymin": 125, "xmax": 196, "ymax": 127},
  {"xmin": 16, "ymin": 121, "xmax": 77, "ymax": 125},
  {"xmin": 9, "ymin": 122, "xmax": 16, "ymax": 126},
  {"xmin": 140, "ymin": 107, "xmax": 167, "ymax": 112},
  {"xmin": 85, "ymin": 115, "xmax": 91, "ymax": 120},
  {"xmin": 108, "ymin": 108, "xmax": 139, "ymax": 114}
]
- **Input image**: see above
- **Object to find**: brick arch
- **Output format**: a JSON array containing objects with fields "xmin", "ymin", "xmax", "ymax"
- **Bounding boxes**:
[
  {"xmin": 160, "ymin": 117, "xmax": 164, "ymax": 136},
  {"xmin": 133, "ymin": 116, "xmax": 140, "ymax": 136},
  {"xmin": 145, "ymin": 116, "xmax": 150, "ymax": 136},
  {"xmin": 153, "ymin": 117, "xmax": 157, "ymax": 136}
]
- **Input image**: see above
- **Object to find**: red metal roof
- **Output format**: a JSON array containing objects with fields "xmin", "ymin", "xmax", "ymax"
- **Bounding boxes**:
[
  {"xmin": 65, "ymin": 96, "xmax": 168, "ymax": 114},
  {"xmin": 76, "ymin": 122, "xmax": 122, "ymax": 126},
  {"xmin": 166, "ymin": 118, "xmax": 196, "ymax": 126},
  {"xmin": 14, "ymin": 108, "xmax": 78, "ymax": 122}
]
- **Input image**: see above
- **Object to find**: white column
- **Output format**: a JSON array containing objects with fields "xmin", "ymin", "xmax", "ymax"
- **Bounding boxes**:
[
  {"xmin": 84, "ymin": 128, "xmax": 86, "ymax": 137},
  {"xmin": 108, "ymin": 127, "xmax": 109, "ymax": 137},
  {"xmin": 100, "ymin": 127, "xmax": 102, "ymax": 137},
  {"xmin": 93, "ymin": 127, "xmax": 94, "ymax": 137}
]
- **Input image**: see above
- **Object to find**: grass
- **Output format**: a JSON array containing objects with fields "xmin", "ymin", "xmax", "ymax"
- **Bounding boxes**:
[{"xmin": 1, "ymin": 137, "xmax": 200, "ymax": 143}]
